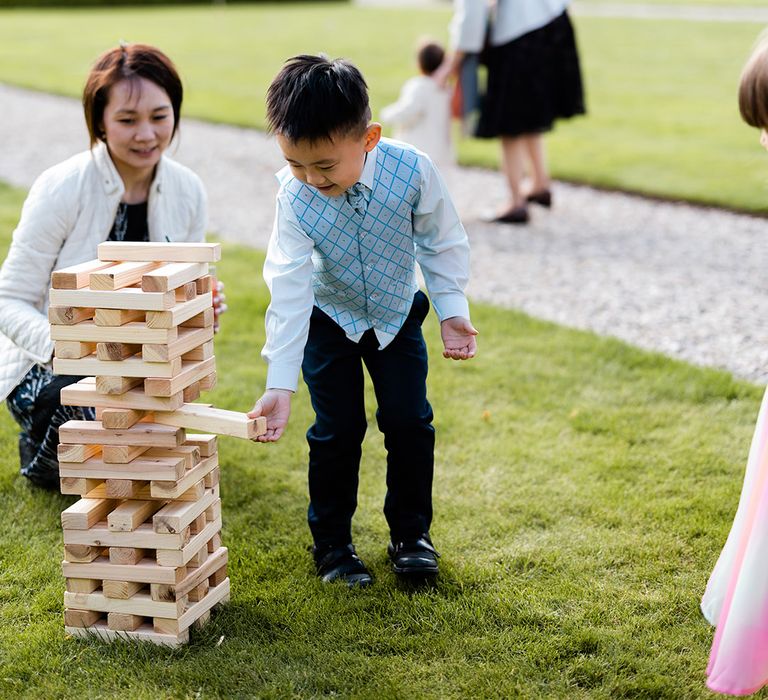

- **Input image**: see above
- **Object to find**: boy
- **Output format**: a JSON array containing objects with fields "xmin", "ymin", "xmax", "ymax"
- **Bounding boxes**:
[
  {"xmin": 248, "ymin": 55, "xmax": 477, "ymax": 588},
  {"xmin": 380, "ymin": 40, "xmax": 455, "ymax": 169}
]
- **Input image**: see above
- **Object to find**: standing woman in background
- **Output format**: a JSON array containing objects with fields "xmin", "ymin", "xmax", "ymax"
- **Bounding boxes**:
[
  {"xmin": 0, "ymin": 43, "xmax": 208, "ymax": 488},
  {"xmin": 445, "ymin": 0, "xmax": 586, "ymax": 224}
]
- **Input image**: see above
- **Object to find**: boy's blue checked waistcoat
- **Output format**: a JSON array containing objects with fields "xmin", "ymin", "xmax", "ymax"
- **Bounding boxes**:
[{"xmin": 281, "ymin": 140, "xmax": 422, "ymax": 341}]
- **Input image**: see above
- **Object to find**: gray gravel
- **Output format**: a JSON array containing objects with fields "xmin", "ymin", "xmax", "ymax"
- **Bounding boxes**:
[{"xmin": 1, "ymin": 83, "xmax": 766, "ymax": 383}]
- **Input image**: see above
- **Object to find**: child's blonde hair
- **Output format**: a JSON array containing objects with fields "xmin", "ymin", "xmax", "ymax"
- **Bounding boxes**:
[{"xmin": 739, "ymin": 32, "xmax": 768, "ymax": 129}]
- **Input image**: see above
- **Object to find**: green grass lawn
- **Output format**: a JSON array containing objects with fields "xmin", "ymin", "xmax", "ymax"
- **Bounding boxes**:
[
  {"xmin": 0, "ymin": 4, "xmax": 766, "ymax": 213},
  {"xmin": 0, "ymin": 177, "xmax": 765, "ymax": 696}
]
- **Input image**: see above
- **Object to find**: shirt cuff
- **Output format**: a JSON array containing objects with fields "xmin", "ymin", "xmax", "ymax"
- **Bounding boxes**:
[
  {"xmin": 266, "ymin": 362, "xmax": 301, "ymax": 393},
  {"xmin": 431, "ymin": 294, "xmax": 470, "ymax": 323}
]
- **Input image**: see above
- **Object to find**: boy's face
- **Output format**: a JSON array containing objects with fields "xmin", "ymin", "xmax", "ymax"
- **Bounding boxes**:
[{"xmin": 276, "ymin": 124, "xmax": 381, "ymax": 198}]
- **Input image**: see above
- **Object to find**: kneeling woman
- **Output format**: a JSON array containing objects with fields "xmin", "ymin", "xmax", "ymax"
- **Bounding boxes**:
[{"xmin": 0, "ymin": 43, "xmax": 208, "ymax": 488}]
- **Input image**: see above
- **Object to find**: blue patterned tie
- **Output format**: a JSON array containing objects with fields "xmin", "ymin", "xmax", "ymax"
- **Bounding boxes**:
[{"xmin": 346, "ymin": 183, "xmax": 368, "ymax": 217}]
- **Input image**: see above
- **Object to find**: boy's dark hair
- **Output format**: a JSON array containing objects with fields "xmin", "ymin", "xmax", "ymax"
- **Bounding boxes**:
[
  {"xmin": 83, "ymin": 43, "xmax": 183, "ymax": 147},
  {"xmin": 266, "ymin": 55, "xmax": 371, "ymax": 143},
  {"xmin": 418, "ymin": 42, "xmax": 445, "ymax": 76},
  {"xmin": 739, "ymin": 33, "xmax": 768, "ymax": 129}
]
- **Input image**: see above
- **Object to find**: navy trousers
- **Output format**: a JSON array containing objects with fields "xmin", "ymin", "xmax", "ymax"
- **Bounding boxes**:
[{"xmin": 301, "ymin": 291, "xmax": 435, "ymax": 548}]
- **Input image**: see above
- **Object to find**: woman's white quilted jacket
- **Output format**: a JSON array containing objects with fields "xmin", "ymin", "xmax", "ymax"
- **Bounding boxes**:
[{"xmin": 0, "ymin": 143, "xmax": 207, "ymax": 401}]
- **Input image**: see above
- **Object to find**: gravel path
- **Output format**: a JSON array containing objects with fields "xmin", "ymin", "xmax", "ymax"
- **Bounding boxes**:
[{"xmin": 1, "ymin": 83, "xmax": 766, "ymax": 383}]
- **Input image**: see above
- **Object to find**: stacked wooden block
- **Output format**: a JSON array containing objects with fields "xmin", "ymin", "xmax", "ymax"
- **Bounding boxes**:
[{"xmin": 50, "ymin": 242, "xmax": 264, "ymax": 646}]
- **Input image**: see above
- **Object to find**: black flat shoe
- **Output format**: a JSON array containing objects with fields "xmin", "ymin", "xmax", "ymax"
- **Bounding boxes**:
[
  {"xmin": 313, "ymin": 544, "xmax": 373, "ymax": 588},
  {"xmin": 493, "ymin": 206, "xmax": 529, "ymax": 224},
  {"xmin": 388, "ymin": 534, "xmax": 440, "ymax": 577},
  {"xmin": 526, "ymin": 189, "xmax": 552, "ymax": 208}
]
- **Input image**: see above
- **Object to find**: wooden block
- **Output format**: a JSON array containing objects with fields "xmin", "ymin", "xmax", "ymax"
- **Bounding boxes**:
[
  {"xmin": 60, "ymin": 477, "xmax": 102, "ymax": 496},
  {"xmin": 94, "ymin": 308, "xmax": 145, "ymax": 327},
  {"xmin": 104, "ymin": 479, "xmax": 146, "ymax": 499},
  {"xmin": 209, "ymin": 564, "xmax": 228, "ymax": 587},
  {"xmin": 101, "ymin": 408, "xmax": 146, "ymax": 430},
  {"xmin": 66, "ymin": 578, "xmax": 101, "ymax": 594},
  {"xmin": 96, "ymin": 376, "xmax": 144, "ymax": 395},
  {"xmin": 48, "ymin": 306, "xmax": 94, "ymax": 325},
  {"xmin": 65, "ymin": 544, "xmax": 105, "ymax": 563},
  {"xmin": 96, "ymin": 342, "xmax": 141, "ymax": 361},
  {"xmin": 192, "ymin": 609, "xmax": 212, "ymax": 630},
  {"xmin": 103, "ymin": 580, "xmax": 144, "ymax": 600},
  {"xmin": 204, "ymin": 466, "xmax": 220, "ymax": 489},
  {"xmin": 180, "ymin": 307, "xmax": 214, "ymax": 329},
  {"xmin": 64, "ymin": 521, "xmax": 194, "ymax": 551},
  {"xmin": 60, "ymin": 454, "xmax": 186, "ymax": 481},
  {"xmin": 153, "ymin": 617, "xmax": 182, "ymax": 635},
  {"xmin": 102, "ymin": 444, "xmax": 151, "ymax": 464},
  {"xmin": 144, "ymin": 358, "xmax": 216, "ymax": 397},
  {"xmin": 98, "ymin": 241, "xmax": 221, "ymax": 263},
  {"xmin": 142, "ymin": 326, "xmax": 214, "ymax": 363},
  {"xmin": 107, "ymin": 612, "xmax": 144, "ymax": 631},
  {"xmin": 152, "ymin": 403, "xmax": 265, "ymax": 440},
  {"xmin": 207, "ymin": 532, "xmax": 222, "ymax": 554},
  {"xmin": 189, "ymin": 513, "xmax": 207, "ymax": 536},
  {"xmin": 63, "ymin": 557, "xmax": 187, "ymax": 585},
  {"xmin": 62, "ymin": 498, "xmax": 117, "ymax": 530},
  {"xmin": 175, "ymin": 281, "xmax": 197, "ymax": 302},
  {"xmin": 145, "ymin": 293, "xmax": 213, "ymax": 329},
  {"xmin": 154, "ymin": 519, "xmax": 217, "ymax": 567},
  {"xmin": 65, "ymin": 621, "xmax": 189, "ymax": 647},
  {"xmin": 61, "ymin": 378, "xmax": 183, "ymax": 413},
  {"xmin": 155, "ymin": 545, "xmax": 227, "ymax": 598},
  {"xmin": 141, "ymin": 262, "xmax": 209, "ymax": 293},
  {"xmin": 109, "ymin": 547, "xmax": 147, "ymax": 565},
  {"xmin": 52, "ymin": 259, "xmax": 116, "ymax": 289},
  {"xmin": 64, "ymin": 608, "xmax": 102, "ymax": 628},
  {"xmin": 153, "ymin": 489, "xmax": 218, "ymax": 534},
  {"xmin": 205, "ymin": 499, "xmax": 222, "ymax": 523},
  {"xmin": 182, "ymin": 340, "xmax": 214, "ymax": 362},
  {"xmin": 187, "ymin": 579, "xmax": 210, "ymax": 603},
  {"xmin": 49, "ymin": 287, "xmax": 175, "ymax": 312},
  {"xmin": 144, "ymin": 445, "xmax": 200, "ymax": 470},
  {"xmin": 195, "ymin": 275, "xmax": 213, "ymax": 294},
  {"xmin": 108, "ymin": 500, "xmax": 166, "ymax": 532},
  {"xmin": 55, "ymin": 340, "xmax": 96, "ymax": 359},
  {"xmin": 150, "ymin": 454, "xmax": 217, "ymax": 500},
  {"xmin": 59, "ymin": 420, "xmax": 185, "ymax": 448},
  {"xmin": 65, "ymin": 589, "xmax": 186, "ymax": 618},
  {"xmin": 199, "ymin": 371, "xmax": 217, "ymax": 391},
  {"xmin": 184, "ymin": 434, "xmax": 217, "ymax": 457},
  {"xmin": 55, "ymin": 354, "xmax": 182, "ymax": 379},
  {"xmin": 91, "ymin": 261, "xmax": 160, "ymax": 291},
  {"xmin": 87, "ymin": 481, "xmax": 203, "ymax": 503},
  {"xmin": 182, "ymin": 382, "xmax": 201, "ymax": 403},
  {"xmin": 51, "ymin": 321, "xmax": 177, "ymax": 344}
]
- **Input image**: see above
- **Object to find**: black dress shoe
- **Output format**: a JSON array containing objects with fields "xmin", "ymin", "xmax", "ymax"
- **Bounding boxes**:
[
  {"xmin": 313, "ymin": 544, "xmax": 373, "ymax": 588},
  {"xmin": 388, "ymin": 534, "xmax": 440, "ymax": 576},
  {"xmin": 526, "ymin": 189, "xmax": 552, "ymax": 208},
  {"xmin": 493, "ymin": 206, "xmax": 529, "ymax": 224}
]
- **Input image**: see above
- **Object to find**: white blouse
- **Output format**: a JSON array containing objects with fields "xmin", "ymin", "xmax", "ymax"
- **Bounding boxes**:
[{"xmin": 450, "ymin": 0, "xmax": 571, "ymax": 52}]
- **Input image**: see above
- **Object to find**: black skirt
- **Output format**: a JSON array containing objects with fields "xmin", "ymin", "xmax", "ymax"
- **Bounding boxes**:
[{"xmin": 476, "ymin": 11, "xmax": 586, "ymax": 138}]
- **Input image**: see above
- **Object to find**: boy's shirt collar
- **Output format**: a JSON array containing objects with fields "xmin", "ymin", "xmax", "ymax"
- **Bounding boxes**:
[{"xmin": 349, "ymin": 145, "xmax": 378, "ymax": 197}]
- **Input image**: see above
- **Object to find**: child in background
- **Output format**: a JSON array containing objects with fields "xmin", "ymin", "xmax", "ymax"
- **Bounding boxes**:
[
  {"xmin": 248, "ymin": 55, "xmax": 476, "ymax": 588},
  {"xmin": 701, "ymin": 33, "xmax": 768, "ymax": 696},
  {"xmin": 380, "ymin": 40, "xmax": 455, "ymax": 170}
]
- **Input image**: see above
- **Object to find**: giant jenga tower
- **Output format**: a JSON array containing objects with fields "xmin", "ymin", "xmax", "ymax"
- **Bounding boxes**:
[{"xmin": 48, "ymin": 241, "xmax": 264, "ymax": 646}]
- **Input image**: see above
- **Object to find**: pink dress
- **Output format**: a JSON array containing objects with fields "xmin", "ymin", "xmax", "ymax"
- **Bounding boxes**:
[{"xmin": 702, "ymin": 387, "xmax": 768, "ymax": 695}]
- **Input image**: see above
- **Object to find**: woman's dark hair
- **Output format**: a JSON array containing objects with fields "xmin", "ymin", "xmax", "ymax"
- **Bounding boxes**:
[
  {"xmin": 739, "ymin": 33, "xmax": 768, "ymax": 129},
  {"xmin": 266, "ymin": 54, "xmax": 371, "ymax": 143},
  {"xmin": 83, "ymin": 43, "xmax": 183, "ymax": 146}
]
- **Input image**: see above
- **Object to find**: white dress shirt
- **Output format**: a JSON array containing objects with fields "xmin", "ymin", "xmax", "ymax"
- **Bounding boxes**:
[
  {"xmin": 380, "ymin": 76, "xmax": 455, "ymax": 169},
  {"xmin": 450, "ymin": 0, "xmax": 571, "ymax": 52},
  {"xmin": 262, "ymin": 141, "xmax": 471, "ymax": 391}
]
